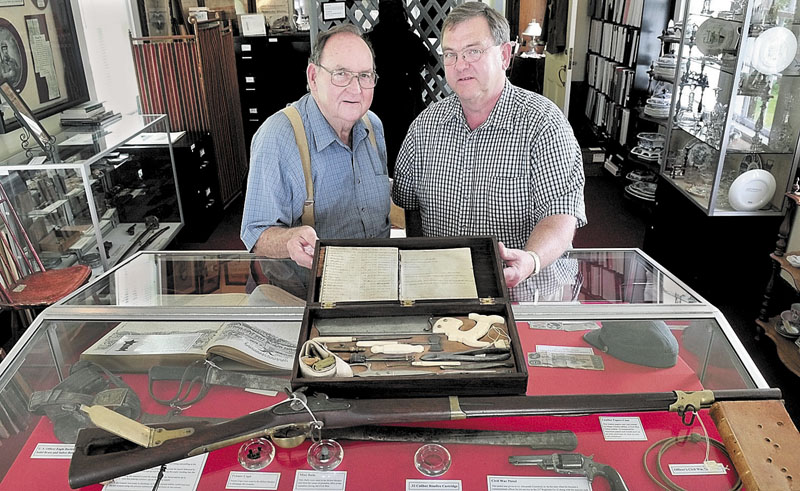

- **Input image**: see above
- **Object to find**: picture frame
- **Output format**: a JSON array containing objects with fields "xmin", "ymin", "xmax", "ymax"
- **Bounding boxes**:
[
  {"xmin": 0, "ymin": 0, "xmax": 89, "ymax": 134},
  {"xmin": 223, "ymin": 260, "xmax": 250, "ymax": 286},
  {"xmin": 0, "ymin": 81, "xmax": 54, "ymax": 156},
  {"xmin": 170, "ymin": 259, "xmax": 198, "ymax": 294},
  {"xmin": 198, "ymin": 260, "xmax": 221, "ymax": 294},
  {"xmin": 321, "ymin": 1, "xmax": 346, "ymax": 21}
]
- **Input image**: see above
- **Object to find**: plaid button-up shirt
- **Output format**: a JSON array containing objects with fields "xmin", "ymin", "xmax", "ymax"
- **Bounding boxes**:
[{"xmin": 392, "ymin": 81, "xmax": 586, "ymax": 251}]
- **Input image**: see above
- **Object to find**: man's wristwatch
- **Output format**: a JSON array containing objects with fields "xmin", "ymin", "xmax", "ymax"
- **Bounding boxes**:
[{"xmin": 526, "ymin": 250, "xmax": 541, "ymax": 276}]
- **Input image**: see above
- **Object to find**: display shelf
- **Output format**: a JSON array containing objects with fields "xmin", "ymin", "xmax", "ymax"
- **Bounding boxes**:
[
  {"xmin": 659, "ymin": 0, "xmax": 800, "ymax": 216},
  {"xmin": 0, "ymin": 249, "xmax": 792, "ymax": 489},
  {"xmin": 0, "ymin": 114, "xmax": 184, "ymax": 273}
]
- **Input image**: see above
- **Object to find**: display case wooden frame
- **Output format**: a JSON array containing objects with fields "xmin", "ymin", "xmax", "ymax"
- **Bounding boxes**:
[{"xmin": 290, "ymin": 236, "xmax": 529, "ymax": 398}]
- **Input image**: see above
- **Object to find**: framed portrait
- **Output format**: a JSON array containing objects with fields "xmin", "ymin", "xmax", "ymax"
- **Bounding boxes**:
[
  {"xmin": 0, "ymin": 81, "xmax": 53, "ymax": 153},
  {"xmin": 0, "ymin": 0, "xmax": 89, "ymax": 134}
]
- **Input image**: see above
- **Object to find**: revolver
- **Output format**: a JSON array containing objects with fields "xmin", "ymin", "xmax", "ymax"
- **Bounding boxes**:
[{"xmin": 509, "ymin": 452, "xmax": 629, "ymax": 491}]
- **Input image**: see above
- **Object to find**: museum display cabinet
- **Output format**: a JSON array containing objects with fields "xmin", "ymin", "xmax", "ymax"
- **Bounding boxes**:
[
  {"xmin": 0, "ymin": 114, "xmax": 183, "ymax": 275},
  {"xmin": 0, "ymin": 248, "xmax": 792, "ymax": 489},
  {"xmin": 660, "ymin": 0, "xmax": 800, "ymax": 216}
]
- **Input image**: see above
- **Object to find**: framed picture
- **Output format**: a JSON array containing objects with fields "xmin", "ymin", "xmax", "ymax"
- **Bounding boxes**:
[
  {"xmin": 223, "ymin": 260, "xmax": 250, "ymax": 286},
  {"xmin": 198, "ymin": 260, "xmax": 221, "ymax": 294},
  {"xmin": 0, "ymin": 81, "xmax": 53, "ymax": 154},
  {"xmin": 0, "ymin": 0, "xmax": 89, "ymax": 134},
  {"xmin": 171, "ymin": 259, "xmax": 198, "ymax": 294}
]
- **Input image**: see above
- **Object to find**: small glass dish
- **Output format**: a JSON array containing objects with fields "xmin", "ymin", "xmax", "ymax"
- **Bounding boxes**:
[
  {"xmin": 238, "ymin": 438, "xmax": 276, "ymax": 470},
  {"xmin": 414, "ymin": 443, "xmax": 452, "ymax": 477},
  {"xmin": 307, "ymin": 439, "xmax": 344, "ymax": 471}
]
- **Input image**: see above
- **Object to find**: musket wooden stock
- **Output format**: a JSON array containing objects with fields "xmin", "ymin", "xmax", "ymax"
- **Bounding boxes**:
[{"xmin": 68, "ymin": 388, "xmax": 781, "ymax": 488}]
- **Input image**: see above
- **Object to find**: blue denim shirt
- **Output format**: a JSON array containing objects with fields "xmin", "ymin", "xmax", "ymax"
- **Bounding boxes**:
[{"xmin": 241, "ymin": 94, "xmax": 391, "ymax": 251}]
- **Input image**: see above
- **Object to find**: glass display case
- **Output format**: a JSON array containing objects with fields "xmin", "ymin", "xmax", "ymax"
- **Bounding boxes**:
[
  {"xmin": 661, "ymin": 0, "xmax": 800, "ymax": 216},
  {"xmin": 0, "ymin": 114, "xmax": 184, "ymax": 274},
  {"xmin": 0, "ymin": 250, "xmax": 780, "ymax": 490}
]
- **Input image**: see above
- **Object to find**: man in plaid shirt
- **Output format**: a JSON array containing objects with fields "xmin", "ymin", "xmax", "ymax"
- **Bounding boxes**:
[{"xmin": 392, "ymin": 2, "xmax": 586, "ymax": 295}]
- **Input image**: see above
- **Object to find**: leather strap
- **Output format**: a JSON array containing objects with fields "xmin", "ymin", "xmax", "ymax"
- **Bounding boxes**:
[
  {"xmin": 282, "ymin": 106, "xmax": 315, "ymax": 228},
  {"xmin": 281, "ymin": 106, "xmax": 378, "ymax": 229}
]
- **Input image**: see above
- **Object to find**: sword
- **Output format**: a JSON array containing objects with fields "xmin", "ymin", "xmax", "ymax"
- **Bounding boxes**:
[{"xmin": 322, "ymin": 425, "xmax": 578, "ymax": 450}]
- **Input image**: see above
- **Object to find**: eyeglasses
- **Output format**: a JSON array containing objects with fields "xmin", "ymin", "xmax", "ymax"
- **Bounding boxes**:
[
  {"xmin": 442, "ymin": 45, "xmax": 496, "ymax": 66},
  {"xmin": 317, "ymin": 64, "xmax": 378, "ymax": 88}
]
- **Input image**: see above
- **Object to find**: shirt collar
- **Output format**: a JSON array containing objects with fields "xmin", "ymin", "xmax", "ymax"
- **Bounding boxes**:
[
  {"xmin": 442, "ymin": 80, "xmax": 518, "ymax": 132},
  {"xmin": 302, "ymin": 94, "xmax": 370, "ymax": 152}
]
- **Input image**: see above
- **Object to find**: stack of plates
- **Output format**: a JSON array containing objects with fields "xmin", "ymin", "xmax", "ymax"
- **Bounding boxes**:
[
  {"xmin": 625, "ymin": 181, "xmax": 657, "ymax": 202},
  {"xmin": 644, "ymin": 95, "xmax": 672, "ymax": 119},
  {"xmin": 626, "ymin": 169, "xmax": 658, "ymax": 182}
]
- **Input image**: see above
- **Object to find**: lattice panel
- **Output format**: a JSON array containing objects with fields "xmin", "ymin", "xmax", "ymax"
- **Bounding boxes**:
[{"xmin": 311, "ymin": 0, "xmax": 464, "ymax": 105}]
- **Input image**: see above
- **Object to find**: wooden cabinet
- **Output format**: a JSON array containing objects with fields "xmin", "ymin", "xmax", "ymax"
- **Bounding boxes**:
[{"xmin": 756, "ymin": 194, "xmax": 800, "ymax": 376}]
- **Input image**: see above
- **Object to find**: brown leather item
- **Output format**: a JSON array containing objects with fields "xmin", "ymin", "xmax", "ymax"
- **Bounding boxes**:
[{"xmin": 710, "ymin": 400, "xmax": 800, "ymax": 490}]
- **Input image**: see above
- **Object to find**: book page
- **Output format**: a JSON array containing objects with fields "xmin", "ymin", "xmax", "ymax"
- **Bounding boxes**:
[
  {"xmin": 208, "ymin": 321, "xmax": 300, "ymax": 370},
  {"xmin": 319, "ymin": 246, "xmax": 399, "ymax": 302},
  {"xmin": 399, "ymin": 248, "xmax": 478, "ymax": 300},
  {"xmin": 83, "ymin": 321, "xmax": 222, "ymax": 357}
]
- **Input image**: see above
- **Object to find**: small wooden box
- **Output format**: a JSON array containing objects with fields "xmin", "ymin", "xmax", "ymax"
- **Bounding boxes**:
[{"xmin": 290, "ymin": 236, "xmax": 528, "ymax": 398}]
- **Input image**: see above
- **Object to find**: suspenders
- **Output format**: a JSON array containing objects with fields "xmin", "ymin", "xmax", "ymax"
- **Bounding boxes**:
[{"xmin": 280, "ymin": 106, "xmax": 377, "ymax": 228}]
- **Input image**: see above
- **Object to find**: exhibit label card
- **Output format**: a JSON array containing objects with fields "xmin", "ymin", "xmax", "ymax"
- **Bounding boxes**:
[
  {"xmin": 599, "ymin": 416, "xmax": 647, "ymax": 441},
  {"xmin": 487, "ymin": 475, "xmax": 590, "ymax": 490},
  {"xmin": 102, "ymin": 454, "xmax": 207, "ymax": 491},
  {"xmin": 406, "ymin": 479, "xmax": 462, "ymax": 490},
  {"xmin": 293, "ymin": 470, "xmax": 346, "ymax": 491},
  {"xmin": 30, "ymin": 443, "xmax": 74, "ymax": 459},
  {"xmin": 226, "ymin": 471, "xmax": 281, "ymax": 489}
]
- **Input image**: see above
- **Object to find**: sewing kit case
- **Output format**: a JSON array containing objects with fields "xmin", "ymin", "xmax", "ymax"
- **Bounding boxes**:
[{"xmin": 290, "ymin": 236, "xmax": 528, "ymax": 398}]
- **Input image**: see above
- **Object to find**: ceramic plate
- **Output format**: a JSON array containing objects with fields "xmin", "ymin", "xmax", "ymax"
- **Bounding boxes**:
[
  {"xmin": 696, "ymin": 18, "xmax": 741, "ymax": 55},
  {"xmin": 778, "ymin": 311, "xmax": 800, "ymax": 338},
  {"xmin": 686, "ymin": 141, "xmax": 714, "ymax": 168},
  {"xmin": 727, "ymin": 169, "xmax": 776, "ymax": 211},
  {"xmin": 751, "ymin": 26, "xmax": 797, "ymax": 74}
]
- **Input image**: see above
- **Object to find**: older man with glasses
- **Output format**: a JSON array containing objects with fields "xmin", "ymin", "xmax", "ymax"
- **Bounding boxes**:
[
  {"xmin": 242, "ymin": 24, "xmax": 390, "ymax": 269},
  {"xmin": 392, "ymin": 2, "xmax": 586, "ymax": 298}
]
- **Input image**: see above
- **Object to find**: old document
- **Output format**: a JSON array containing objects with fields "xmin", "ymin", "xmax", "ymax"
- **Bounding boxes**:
[
  {"xmin": 319, "ymin": 246, "xmax": 399, "ymax": 302},
  {"xmin": 399, "ymin": 248, "xmax": 478, "ymax": 300}
]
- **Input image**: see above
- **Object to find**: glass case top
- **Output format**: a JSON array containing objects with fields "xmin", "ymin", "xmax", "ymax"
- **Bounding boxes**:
[
  {"xmin": 60, "ymin": 249, "xmax": 701, "ymax": 308},
  {"xmin": 1, "ymin": 113, "xmax": 167, "ymax": 168}
]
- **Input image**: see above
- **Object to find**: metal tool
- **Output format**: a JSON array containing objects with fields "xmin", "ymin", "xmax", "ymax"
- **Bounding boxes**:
[
  {"xmin": 420, "ymin": 347, "xmax": 511, "ymax": 362},
  {"xmin": 353, "ymin": 364, "xmax": 433, "ymax": 377},
  {"xmin": 347, "ymin": 354, "xmax": 413, "ymax": 364},
  {"xmin": 314, "ymin": 336, "xmax": 412, "ymax": 343}
]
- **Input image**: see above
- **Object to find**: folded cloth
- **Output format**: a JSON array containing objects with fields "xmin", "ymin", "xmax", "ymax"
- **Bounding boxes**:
[{"xmin": 298, "ymin": 339, "xmax": 353, "ymax": 378}]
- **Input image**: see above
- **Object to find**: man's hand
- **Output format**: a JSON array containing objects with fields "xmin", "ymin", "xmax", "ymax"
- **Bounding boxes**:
[
  {"xmin": 286, "ymin": 226, "xmax": 319, "ymax": 269},
  {"xmin": 498, "ymin": 242, "xmax": 536, "ymax": 289}
]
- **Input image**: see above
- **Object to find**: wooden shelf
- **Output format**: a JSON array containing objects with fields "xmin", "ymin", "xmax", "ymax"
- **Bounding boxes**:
[{"xmin": 756, "ymin": 318, "xmax": 800, "ymax": 378}]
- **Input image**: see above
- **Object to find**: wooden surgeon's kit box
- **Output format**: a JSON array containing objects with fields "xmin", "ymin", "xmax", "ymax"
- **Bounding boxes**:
[{"xmin": 290, "ymin": 236, "xmax": 528, "ymax": 398}]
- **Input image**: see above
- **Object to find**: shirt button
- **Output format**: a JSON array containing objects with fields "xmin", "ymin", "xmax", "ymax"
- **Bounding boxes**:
[
  {"xmin": 361, "ymin": 207, "xmax": 366, "ymax": 212},
  {"xmin": 358, "ymin": 179, "xmax": 361, "ymax": 184}
]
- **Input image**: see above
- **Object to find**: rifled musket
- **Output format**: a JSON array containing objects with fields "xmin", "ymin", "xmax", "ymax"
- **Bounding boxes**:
[
  {"xmin": 68, "ymin": 388, "xmax": 781, "ymax": 488},
  {"xmin": 323, "ymin": 425, "xmax": 578, "ymax": 450}
]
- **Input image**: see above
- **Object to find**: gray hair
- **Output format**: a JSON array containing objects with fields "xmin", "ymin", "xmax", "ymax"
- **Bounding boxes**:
[
  {"xmin": 309, "ymin": 24, "xmax": 375, "ymax": 66},
  {"xmin": 442, "ymin": 2, "xmax": 510, "ymax": 45}
]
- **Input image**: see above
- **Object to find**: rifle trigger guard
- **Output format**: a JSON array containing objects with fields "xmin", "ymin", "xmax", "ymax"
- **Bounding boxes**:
[{"xmin": 669, "ymin": 390, "xmax": 713, "ymax": 425}]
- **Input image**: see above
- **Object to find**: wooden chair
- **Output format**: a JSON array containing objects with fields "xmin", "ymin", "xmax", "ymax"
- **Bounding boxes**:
[{"xmin": 0, "ymin": 181, "xmax": 92, "ymax": 342}]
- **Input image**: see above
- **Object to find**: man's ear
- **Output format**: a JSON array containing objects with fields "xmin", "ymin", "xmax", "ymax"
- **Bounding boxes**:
[
  {"xmin": 499, "ymin": 41, "xmax": 513, "ymax": 70},
  {"xmin": 307, "ymin": 63, "xmax": 318, "ymax": 91}
]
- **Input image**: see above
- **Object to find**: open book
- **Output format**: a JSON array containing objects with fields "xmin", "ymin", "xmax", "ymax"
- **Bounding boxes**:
[
  {"xmin": 319, "ymin": 246, "xmax": 478, "ymax": 303},
  {"xmin": 81, "ymin": 320, "xmax": 300, "ymax": 372}
]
